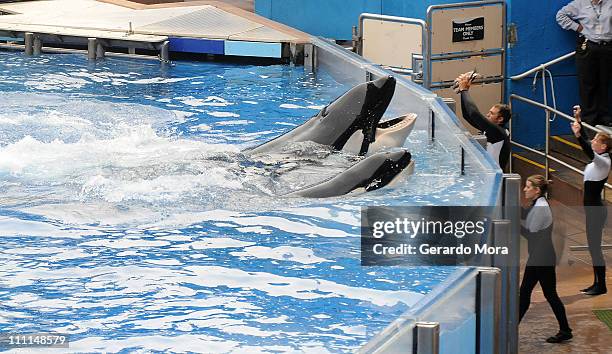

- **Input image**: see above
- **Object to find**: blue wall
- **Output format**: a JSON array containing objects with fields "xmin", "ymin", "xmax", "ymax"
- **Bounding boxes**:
[
  {"xmin": 255, "ymin": 0, "xmax": 587, "ymax": 147},
  {"xmin": 506, "ymin": 0, "xmax": 578, "ymax": 146},
  {"xmin": 255, "ymin": 0, "xmax": 462, "ymax": 40}
]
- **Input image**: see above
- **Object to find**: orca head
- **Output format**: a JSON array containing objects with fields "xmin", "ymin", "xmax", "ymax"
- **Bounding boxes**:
[
  {"xmin": 344, "ymin": 113, "xmax": 416, "ymax": 155},
  {"xmin": 320, "ymin": 76, "xmax": 396, "ymax": 154},
  {"xmin": 361, "ymin": 149, "xmax": 413, "ymax": 192}
]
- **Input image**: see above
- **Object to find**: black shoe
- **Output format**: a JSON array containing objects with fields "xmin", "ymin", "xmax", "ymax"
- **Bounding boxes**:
[
  {"xmin": 584, "ymin": 286, "xmax": 607, "ymax": 295},
  {"xmin": 580, "ymin": 284, "xmax": 596, "ymax": 293},
  {"xmin": 546, "ymin": 330, "xmax": 573, "ymax": 343}
]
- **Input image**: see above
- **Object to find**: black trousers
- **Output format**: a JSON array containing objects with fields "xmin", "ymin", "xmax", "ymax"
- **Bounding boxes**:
[
  {"xmin": 575, "ymin": 39, "xmax": 612, "ymax": 125},
  {"xmin": 519, "ymin": 266, "xmax": 571, "ymax": 332},
  {"xmin": 586, "ymin": 206, "xmax": 607, "ymax": 267}
]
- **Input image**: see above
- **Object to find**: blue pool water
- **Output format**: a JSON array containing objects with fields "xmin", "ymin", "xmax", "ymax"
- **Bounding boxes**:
[{"xmin": 0, "ymin": 51, "xmax": 477, "ymax": 352}]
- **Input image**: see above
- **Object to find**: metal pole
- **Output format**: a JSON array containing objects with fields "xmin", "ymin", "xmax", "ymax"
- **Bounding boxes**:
[
  {"xmin": 430, "ymin": 110, "xmax": 435, "ymax": 141},
  {"xmin": 502, "ymin": 174, "xmax": 521, "ymax": 354},
  {"xmin": 476, "ymin": 268, "xmax": 501, "ymax": 354},
  {"xmin": 24, "ymin": 32, "xmax": 33, "ymax": 56},
  {"xmin": 87, "ymin": 38, "xmax": 97, "ymax": 60},
  {"xmin": 96, "ymin": 43, "xmax": 105, "ymax": 59},
  {"xmin": 542, "ymin": 69, "xmax": 550, "ymax": 181},
  {"xmin": 304, "ymin": 44, "xmax": 316, "ymax": 72},
  {"xmin": 33, "ymin": 35, "xmax": 42, "ymax": 55},
  {"xmin": 491, "ymin": 219, "xmax": 511, "ymax": 354},
  {"xmin": 160, "ymin": 40, "xmax": 169, "ymax": 62},
  {"xmin": 414, "ymin": 322, "xmax": 440, "ymax": 354}
]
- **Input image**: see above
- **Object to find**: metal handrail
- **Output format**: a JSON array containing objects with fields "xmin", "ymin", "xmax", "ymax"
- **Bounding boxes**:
[
  {"xmin": 510, "ymin": 51, "xmax": 575, "ymax": 80},
  {"xmin": 509, "ymin": 52, "xmax": 577, "ymax": 175},
  {"xmin": 509, "ymin": 94, "xmax": 612, "ymax": 190}
]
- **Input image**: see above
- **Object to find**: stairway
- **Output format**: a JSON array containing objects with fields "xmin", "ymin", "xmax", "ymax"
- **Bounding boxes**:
[{"xmin": 511, "ymin": 131, "xmax": 612, "ymax": 206}]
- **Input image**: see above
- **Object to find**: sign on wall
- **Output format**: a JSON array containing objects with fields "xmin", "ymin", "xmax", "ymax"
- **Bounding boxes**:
[{"xmin": 452, "ymin": 17, "xmax": 485, "ymax": 42}]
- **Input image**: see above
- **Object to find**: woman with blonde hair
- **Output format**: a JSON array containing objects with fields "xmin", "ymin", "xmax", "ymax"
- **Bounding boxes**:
[{"xmin": 519, "ymin": 175, "xmax": 572, "ymax": 343}]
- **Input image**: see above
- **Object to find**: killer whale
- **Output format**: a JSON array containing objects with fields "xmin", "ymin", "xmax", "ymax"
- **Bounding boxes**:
[
  {"xmin": 287, "ymin": 149, "xmax": 414, "ymax": 198},
  {"xmin": 246, "ymin": 76, "xmax": 405, "ymax": 156}
]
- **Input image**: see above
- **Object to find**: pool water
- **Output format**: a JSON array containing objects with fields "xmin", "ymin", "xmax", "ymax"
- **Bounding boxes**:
[{"xmin": 0, "ymin": 51, "xmax": 473, "ymax": 352}]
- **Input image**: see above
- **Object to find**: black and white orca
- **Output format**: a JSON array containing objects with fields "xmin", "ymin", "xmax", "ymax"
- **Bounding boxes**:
[
  {"xmin": 246, "ymin": 76, "xmax": 415, "ymax": 156},
  {"xmin": 287, "ymin": 149, "xmax": 414, "ymax": 198}
]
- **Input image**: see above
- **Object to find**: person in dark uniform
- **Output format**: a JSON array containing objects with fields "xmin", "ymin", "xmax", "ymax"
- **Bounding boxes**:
[
  {"xmin": 557, "ymin": 0, "xmax": 612, "ymax": 126},
  {"xmin": 454, "ymin": 72, "xmax": 511, "ymax": 170},
  {"xmin": 571, "ymin": 105, "xmax": 610, "ymax": 295},
  {"xmin": 519, "ymin": 175, "xmax": 573, "ymax": 343}
]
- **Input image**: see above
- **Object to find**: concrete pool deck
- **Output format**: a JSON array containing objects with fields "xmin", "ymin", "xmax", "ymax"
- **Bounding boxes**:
[{"xmin": 519, "ymin": 201, "xmax": 612, "ymax": 353}]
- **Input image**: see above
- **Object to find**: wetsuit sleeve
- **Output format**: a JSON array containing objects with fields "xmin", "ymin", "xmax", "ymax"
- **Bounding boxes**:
[
  {"xmin": 576, "ymin": 124, "xmax": 595, "ymax": 160},
  {"xmin": 460, "ymin": 91, "xmax": 491, "ymax": 132},
  {"xmin": 556, "ymin": 1, "xmax": 581, "ymax": 32},
  {"xmin": 520, "ymin": 203, "xmax": 552, "ymax": 239},
  {"xmin": 520, "ymin": 225, "xmax": 538, "ymax": 240}
]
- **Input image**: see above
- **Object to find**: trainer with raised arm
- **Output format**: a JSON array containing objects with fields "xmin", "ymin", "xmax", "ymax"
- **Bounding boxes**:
[
  {"xmin": 571, "ymin": 105, "xmax": 611, "ymax": 295},
  {"xmin": 455, "ymin": 72, "xmax": 511, "ymax": 170},
  {"xmin": 557, "ymin": 0, "xmax": 612, "ymax": 126}
]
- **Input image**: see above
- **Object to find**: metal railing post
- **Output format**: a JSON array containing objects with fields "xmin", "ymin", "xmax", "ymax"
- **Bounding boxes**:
[
  {"xmin": 476, "ymin": 267, "xmax": 501, "ymax": 354},
  {"xmin": 33, "ymin": 35, "xmax": 42, "ymax": 55},
  {"xmin": 87, "ymin": 38, "xmax": 97, "ymax": 60},
  {"xmin": 24, "ymin": 32, "xmax": 33, "ymax": 56},
  {"xmin": 160, "ymin": 40, "xmax": 170, "ymax": 62},
  {"xmin": 414, "ymin": 322, "xmax": 440, "ymax": 354},
  {"xmin": 542, "ymin": 69, "xmax": 551, "ymax": 181},
  {"xmin": 503, "ymin": 174, "xmax": 521, "ymax": 354}
]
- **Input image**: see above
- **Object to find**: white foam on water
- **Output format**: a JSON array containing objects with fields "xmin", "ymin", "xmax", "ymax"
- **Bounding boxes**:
[
  {"xmin": 230, "ymin": 246, "xmax": 331, "ymax": 264},
  {"xmin": 329, "ymin": 324, "xmax": 367, "ymax": 336},
  {"xmin": 175, "ymin": 96, "xmax": 233, "ymax": 107},
  {"xmin": 176, "ymin": 237, "xmax": 255, "ymax": 250},
  {"xmin": 281, "ymin": 206, "xmax": 360, "ymax": 226},
  {"xmin": 24, "ymin": 73, "xmax": 89, "ymax": 90},
  {"xmin": 114, "ymin": 77, "xmax": 192, "ymax": 85},
  {"xmin": 81, "ymin": 239, "xmax": 171, "ymax": 249},
  {"xmin": 67, "ymin": 334, "xmax": 239, "ymax": 353},
  {"xmin": 215, "ymin": 120, "xmax": 253, "ymax": 125},
  {"xmin": 147, "ymin": 210, "xmax": 351, "ymax": 238},
  {"xmin": 0, "ymin": 217, "xmax": 101, "ymax": 239},
  {"xmin": 22, "ymin": 203, "xmax": 165, "ymax": 227},
  {"xmin": 145, "ymin": 259, "xmax": 182, "ymax": 266},
  {"xmin": 207, "ymin": 111, "xmax": 240, "ymax": 118},
  {"xmin": 253, "ymin": 315, "xmax": 290, "ymax": 324},
  {"xmin": 116, "ymin": 251, "xmax": 144, "ymax": 257},
  {"xmin": 279, "ymin": 103, "xmax": 304, "ymax": 109},
  {"xmin": 190, "ymin": 123, "xmax": 211, "ymax": 131},
  {"xmin": 236, "ymin": 226, "xmax": 271, "ymax": 234},
  {"xmin": 186, "ymin": 265, "xmax": 423, "ymax": 307}
]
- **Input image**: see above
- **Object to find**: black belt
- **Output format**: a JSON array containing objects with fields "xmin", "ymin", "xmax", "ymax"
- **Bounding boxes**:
[{"xmin": 588, "ymin": 39, "xmax": 612, "ymax": 46}]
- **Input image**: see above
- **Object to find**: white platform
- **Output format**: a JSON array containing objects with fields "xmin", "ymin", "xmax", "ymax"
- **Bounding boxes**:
[{"xmin": 0, "ymin": 0, "xmax": 307, "ymax": 43}]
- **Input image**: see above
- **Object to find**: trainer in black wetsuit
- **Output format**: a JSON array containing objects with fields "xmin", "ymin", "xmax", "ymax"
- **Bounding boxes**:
[
  {"xmin": 455, "ymin": 72, "xmax": 511, "ymax": 170},
  {"xmin": 572, "ymin": 109, "xmax": 610, "ymax": 295},
  {"xmin": 519, "ymin": 175, "xmax": 572, "ymax": 343}
]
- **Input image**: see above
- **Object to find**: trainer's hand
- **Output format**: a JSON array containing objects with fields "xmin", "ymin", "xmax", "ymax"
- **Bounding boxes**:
[
  {"xmin": 571, "ymin": 121, "xmax": 581, "ymax": 138},
  {"xmin": 573, "ymin": 105, "xmax": 582, "ymax": 123},
  {"xmin": 455, "ymin": 72, "xmax": 473, "ymax": 92}
]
